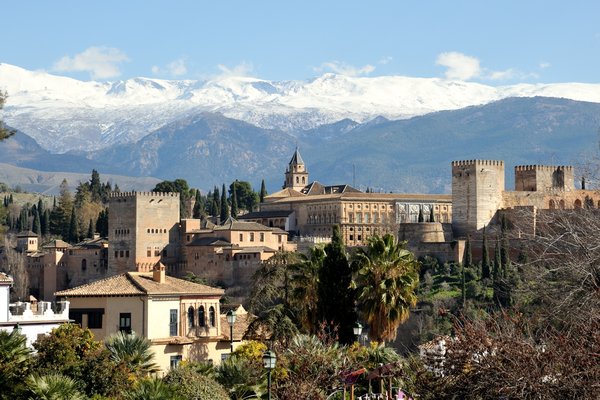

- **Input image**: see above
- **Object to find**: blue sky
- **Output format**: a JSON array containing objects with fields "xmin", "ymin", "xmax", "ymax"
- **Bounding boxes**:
[{"xmin": 2, "ymin": 1, "xmax": 600, "ymax": 83}]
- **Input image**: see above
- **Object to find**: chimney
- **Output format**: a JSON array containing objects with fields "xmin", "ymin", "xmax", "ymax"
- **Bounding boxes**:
[{"xmin": 153, "ymin": 263, "xmax": 166, "ymax": 284}]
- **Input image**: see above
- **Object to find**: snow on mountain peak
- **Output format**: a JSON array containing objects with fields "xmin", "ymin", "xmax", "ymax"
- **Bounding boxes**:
[{"xmin": 1, "ymin": 62, "xmax": 600, "ymax": 153}]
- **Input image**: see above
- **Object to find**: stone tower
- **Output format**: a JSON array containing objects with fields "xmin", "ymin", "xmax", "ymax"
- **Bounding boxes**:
[
  {"xmin": 451, "ymin": 160, "xmax": 505, "ymax": 237},
  {"xmin": 514, "ymin": 165, "xmax": 574, "ymax": 192},
  {"xmin": 108, "ymin": 192, "xmax": 180, "ymax": 275},
  {"xmin": 283, "ymin": 148, "xmax": 309, "ymax": 191}
]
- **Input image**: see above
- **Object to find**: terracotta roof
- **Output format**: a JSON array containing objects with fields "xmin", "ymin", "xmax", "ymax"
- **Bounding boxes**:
[
  {"xmin": 43, "ymin": 239, "xmax": 71, "ymax": 249},
  {"xmin": 215, "ymin": 218, "xmax": 273, "ymax": 232},
  {"xmin": 55, "ymin": 272, "xmax": 224, "ymax": 297},
  {"xmin": 265, "ymin": 191, "xmax": 452, "ymax": 204},
  {"xmin": 238, "ymin": 209, "xmax": 294, "ymax": 219},
  {"xmin": 187, "ymin": 237, "xmax": 232, "ymax": 247},
  {"xmin": 17, "ymin": 230, "xmax": 38, "ymax": 237},
  {"xmin": 265, "ymin": 188, "xmax": 305, "ymax": 199},
  {"xmin": 71, "ymin": 237, "xmax": 108, "ymax": 249}
]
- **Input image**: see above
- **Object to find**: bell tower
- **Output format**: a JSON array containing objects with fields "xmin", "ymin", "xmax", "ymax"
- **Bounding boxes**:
[{"xmin": 283, "ymin": 148, "xmax": 309, "ymax": 191}]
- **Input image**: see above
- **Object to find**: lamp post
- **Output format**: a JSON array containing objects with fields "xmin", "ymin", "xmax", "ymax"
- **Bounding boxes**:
[
  {"xmin": 262, "ymin": 350, "xmax": 277, "ymax": 400},
  {"xmin": 226, "ymin": 309, "xmax": 237, "ymax": 354},
  {"xmin": 353, "ymin": 321, "xmax": 363, "ymax": 344}
]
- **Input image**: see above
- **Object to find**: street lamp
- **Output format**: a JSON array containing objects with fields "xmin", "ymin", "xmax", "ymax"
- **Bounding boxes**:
[
  {"xmin": 226, "ymin": 309, "xmax": 237, "ymax": 354},
  {"xmin": 262, "ymin": 350, "xmax": 277, "ymax": 400},
  {"xmin": 353, "ymin": 321, "xmax": 363, "ymax": 343}
]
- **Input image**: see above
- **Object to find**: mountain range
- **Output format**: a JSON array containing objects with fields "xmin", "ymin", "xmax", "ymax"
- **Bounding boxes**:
[{"xmin": 1, "ymin": 64, "xmax": 600, "ymax": 194}]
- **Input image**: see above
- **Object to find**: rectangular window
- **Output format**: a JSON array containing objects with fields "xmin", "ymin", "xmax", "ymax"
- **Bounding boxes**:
[
  {"xmin": 120, "ymin": 250, "xmax": 124, "ymax": 258},
  {"xmin": 250, "ymin": 233, "xmax": 254, "ymax": 242},
  {"xmin": 147, "ymin": 247, "xmax": 151, "ymax": 257},
  {"xmin": 239, "ymin": 234, "xmax": 243, "ymax": 242},
  {"xmin": 260, "ymin": 233, "xmax": 265, "ymax": 242},
  {"xmin": 169, "ymin": 309, "xmax": 178, "ymax": 336},
  {"xmin": 115, "ymin": 251, "xmax": 118, "ymax": 258},
  {"xmin": 87, "ymin": 311, "xmax": 103, "ymax": 329},
  {"xmin": 126, "ymin": 250, "xmax": 130, "ymax": 257},
  {"xmin": 70, "ymin": 311, "xmax": 83, "ymax": 326},
  {"xmin": 278, "ymin": 235, "xmax": 282, "ymax": 243},
  {"xmin": 154, "ymin": 247, "xmax": 160, "ymax": 256},
  {"xmin": 170, "ymin": 355, "xmax": 183, "ymax": 369},
  {"xmin": 119, "ymin": 313, "xmax": 132, "ymax": 334}
]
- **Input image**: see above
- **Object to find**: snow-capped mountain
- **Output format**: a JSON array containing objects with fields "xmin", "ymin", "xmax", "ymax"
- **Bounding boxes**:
[{"xmin": 2, "ymin": 63, "xmax": 600, "ymax": 153}]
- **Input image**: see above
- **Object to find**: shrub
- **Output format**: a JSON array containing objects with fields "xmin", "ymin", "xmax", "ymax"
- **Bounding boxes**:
[{"xmin": 164, "ymin": 366, "xmax": 229, "ymax": 400}]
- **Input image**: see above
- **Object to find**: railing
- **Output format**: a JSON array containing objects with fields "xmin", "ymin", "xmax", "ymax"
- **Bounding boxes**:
[{"xmin": 8, "ymin": 301, "xmax": 70, "ymax": 321}]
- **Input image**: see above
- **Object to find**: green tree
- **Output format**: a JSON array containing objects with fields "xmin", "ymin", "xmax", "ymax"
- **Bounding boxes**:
[
  {"xmin": 105, "ymin": 332, "xmax": 159, "ymax": 377},
  {"xmin": 418, "ymin": 208, "xmax": 424, "ymax": 222},
  {"xmin": 86, "ymin": 218, "xmax": 94, "ymax": 239},
  {"xmin": 212, "ymin": 186, "xmax": 220, "ymax": 216},
  {"xmin": 165, "ymin": 366, "xmax": 229, "ymax": 400},
  {"xmin": 32, "ymin": 208, "xmax": 42, "ymax": 235},
  {"xmin": 351, "ymin": 234, "xmax": 420, "ymax": 342},
  {"xmin": 260, "ymin": 179, "xmax": 267, "ymax": 203},
  {"xmin": 319, "ymin": 225, "xmax": 357, "ymax": 344},
  {"xmin": 481, "ymin": 225, "xmax": 491, "ymax": 279},
  {"xmin": 153, "ymin": 178, "xmax": 194, "ymax": 218},
  {"xmin": 33, "ymin": 324, "xmax": 101, "ymax": 383},
  {"xmin": 26, "ymin": 374, "xmax": 86, "ymax": 400},
  {"xmin": 0, "ymin": 91, "xmax": 15, "ymax": 141},
  {"xmin": 67, "ymin": 206, "xmax": 79, "ymax": 243},
  {"xmin": 229, "ymin": 180, "xmax": 258, "ymax": 212},
  {"xmin": 429, "ymin": 206, "xmax": 435, "ymax": 222},
  {"xmin": 220, "ymin": 184, "xmax": 229, "ymax": 222},
  {"xmin": 0, "ymin": 329, "xmax": 32, "ymax": 398},
  {"xmin": 230, "ymin": 181, "xmax": 238, "ymax": 218},
  {"xmin": 290, "ymin": 246, "xmax": 324, "ymax": 334},
  {"xmin": 95, "ymin": 208, "xmax": 108, "ymax": 237}
]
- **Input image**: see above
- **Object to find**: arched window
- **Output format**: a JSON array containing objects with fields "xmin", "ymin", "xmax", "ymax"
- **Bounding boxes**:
[
  {"xmin": 574, "ymin": 199, "xmax": 582, "ymax": 209},
  {"xmin": 209, "ymin": 306, "xmax": 216, "ymax": 327},
  {"xmin": 296, "ymin": 176, "xmax": 299, "ymax": 184},
  {"xmin": 549, "ymin": 199, "xmax": 556, "ymax": 210},
  {"xmin": 559, "ymin": 200, "xmax": 565, "ymax": 209},
  {"xmin": 187, "ymin": 306, "xmax": 195, "ymax": 328},
  {"xmin": 198, "ymin": 306, "xmax": 205, "ymax": 327},
  {"xmin": 302, "ymin": 177, "xmax": 306, "ymax": 184},
  {"xmin": 81, "ymin": 259, "xmax": 87, "ymax": 271}
]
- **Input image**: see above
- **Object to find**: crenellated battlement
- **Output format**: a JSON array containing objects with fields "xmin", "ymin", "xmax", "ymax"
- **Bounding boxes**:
[
  {"xmin": 109, "ymin": 191, "xmax": 180, "ymax": 198},
  {"xmin": 514, "ymin": 165, "xmax": 573, "ymax": 172},
  {"xmin": 452, "ymin": 160, "xmax": 504, "ymax": 167}
]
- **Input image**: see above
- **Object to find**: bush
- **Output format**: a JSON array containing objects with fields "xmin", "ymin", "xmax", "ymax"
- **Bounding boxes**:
[{"xmin": 164, "ymin": 365, "xmax": 229, "ymax": 400}]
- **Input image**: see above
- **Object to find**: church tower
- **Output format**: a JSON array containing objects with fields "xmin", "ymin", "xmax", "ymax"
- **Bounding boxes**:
[{"xmin": 283, "ymin": 148, "xmax": 309, "ymax": 191}]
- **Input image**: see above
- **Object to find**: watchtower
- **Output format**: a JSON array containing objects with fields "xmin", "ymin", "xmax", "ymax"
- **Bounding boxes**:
[
  {"xmin": 283, "ymin": 148, "xmax": 309, "ymax": 192},
  {"xmin": 514, "ymin": 165, "xmax": 574, "ymax": 192},
  {"xmin": 108, "ymin": 192, "xmax": 180, "ymax": 275},
  {"xmin": 451, "ymin": 160, "xmax": 505, "ymax": 237}
]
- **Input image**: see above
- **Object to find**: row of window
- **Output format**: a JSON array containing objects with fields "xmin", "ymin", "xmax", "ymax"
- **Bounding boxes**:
[
  {"xmin": 114, "ymin": 229, "xmax": 130, "ymax": 235},
  {"xmin": 239, "ymin": 232, "xmax": 265, "ymax": 242},
  {"xmin": 146, "ymin": 247, "xmax": 167, "ymax": 257},
  {"xmin": 346, "ymin": 204, "xmax": 394, "ymax": 210},
  {"xmin": 71, "ymin": 310, "xmax": 132, "ymax": 332},
  {"xmin": 308, "ymin": 214, "xmax": 339, "ymax": 224},
  {"xmin": 147, "ymin": 228, "xmax": 167, "ymax": 234},
  {"xmin": 185, "ymin": 305, "xmax": 216, "ymax": 330},
  {"xmin": 347, "ymin": 213, "xmax": 389, "ymax": 224},
  {"xmin": 114, "ymin": 250, "xmax": 130, "ymax": 258}
]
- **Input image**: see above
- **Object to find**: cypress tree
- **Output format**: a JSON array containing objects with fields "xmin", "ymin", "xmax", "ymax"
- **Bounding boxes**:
[
  {"xmin": 32, "ymin": 208, "xmax": 41, "ymax": 235},
  {"xmin": 501, "ymin": 234, "xmax": 510, "ymax": 278},
  {"xmin": 464, "ymin": 235, "xmax": 473, "ymax": 268},
  {"xmin": 37, "ymin": 198, "xmax": 44, "ymax": 215},
  {"xmin": 260, "ymin": 179, "xmax": 267, "ymax": 203},
  {"xmin": 461, "ymin": 263, "xmax": 466, "ymax": 307},
  {"xmin": 319, "ymin": 225, "xmax": 357, "ymax": 344},
  {"xmin": 429, "ymin": 206, "xmax": 435, "ymax": 222},
  {"xmin": 493, "ymin": 239, "xmax": 501, "ymax": 283},
  {"xmin": 231, "ymin": 182, "xmax": 238, "ymax": 218},
  {"xmin": 213, "ymin": 187, "xmax": 220, "ymax": 216},
  {"xmin": 68, "ymin": 206, "xmax": 78, "ymax": 243},
  {"xmin": 220, "ymin": 184, "xmax": 229, "ymax": 222},
  {"xmin": 113, "ymin": 183, "xmax": 121, "ymax": 193},
  {"xmin": 42, "ymin": 209, "xmax": 50, "ymax": 235},
  {"xmin": 481, "ymin": 226, "xmax": 491, "ymax": 279},
  {"xmin": 418, "ymin": 208, "xmax": 424, "ymax": 222},
  {"xmin": 87, "ymin": 218, "xmax": 94, "ymax": 239}
]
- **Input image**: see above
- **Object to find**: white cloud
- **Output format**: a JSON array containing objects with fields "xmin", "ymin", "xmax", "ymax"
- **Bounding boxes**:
[
  {"xmin": 539, "ymin": 62, "xmax": 551, "ymax": 69},
  {"xmin": 53, "ymin": 46, "xmax": 129, "ymax": 80},
  {"xmin": 379, "ymin": 56, "xmax": 393, "ymax": 65},
  {"xmin": 152, "ymin": 58, "xmax": 188, "ymax": 77},
  {"xmin": 314, "ymin": 61, "xmax": 376, "ymax": 77},
  {"xmin": 436, "ymin": 51, "xmax": 481, "ymax": 80},
  {"xmin": 216, "ymin": 62, "xmax": 254, "ymax": 77},
  {"xmin": 488, "ymin": 68, "xmax": 517, "ymax": 80}
]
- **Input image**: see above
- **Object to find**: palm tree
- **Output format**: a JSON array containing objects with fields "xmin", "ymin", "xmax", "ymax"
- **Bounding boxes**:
[
  {"xmin": 123, "ymin": 377, "xmax": 180, "ymax": 400},
  {"xmin": 351, "ymin": 234, "xmax": 420, "ymax": 343},
  {"xmin": 0, "ymin": 329, "xmax": 32, "ymax": 396},
  {"xmin": 26, "ymin": 374, "xmax": 85, "ymax": 400},
  {"xmin": 289, "ymin": 246, "xmax": 324, "ymax": 334},
  {"xmin": 105, "ymin": 332, "xmax": 159, "ymax": 376}
]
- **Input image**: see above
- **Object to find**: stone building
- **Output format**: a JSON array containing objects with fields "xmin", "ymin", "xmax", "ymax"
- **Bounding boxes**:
[
  {"xmin": 108, "ymin": 191, "xmax": 180, "ymax": 274},
  {"xmin": 258, "ymin": 148, "xmax": 453, "ymax": 247}
]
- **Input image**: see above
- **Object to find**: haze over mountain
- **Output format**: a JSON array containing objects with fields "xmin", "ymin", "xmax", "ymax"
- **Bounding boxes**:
[{"xmin": 2, "ymin": 63, "xmax": 600, "ymax": 153}]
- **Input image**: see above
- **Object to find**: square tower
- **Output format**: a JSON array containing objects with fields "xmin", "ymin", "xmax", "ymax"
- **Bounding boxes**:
[
  {"xmin": 451, "ymin": 160, "xmax": 505, "ymax": 237},
  {"xmin": 514, "ymin": 165, "xmax": 574, "ymax": 192},
  {"xmin": 108, "ymin": 192, "xmax": 180, "ymax": 275}
]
